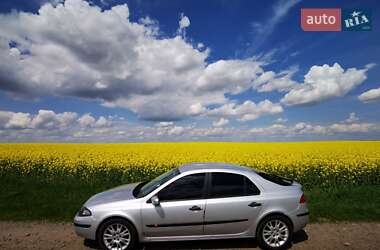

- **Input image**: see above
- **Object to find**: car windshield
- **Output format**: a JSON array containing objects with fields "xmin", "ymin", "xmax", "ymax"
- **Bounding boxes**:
[{"xmin": 134, "ymin": 168, "xmax": 180, "ymax": 198}]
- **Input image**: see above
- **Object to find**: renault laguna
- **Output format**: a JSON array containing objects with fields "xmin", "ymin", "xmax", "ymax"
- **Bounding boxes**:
[{"xmin": 74, "ymin": 163, "xmax": 309, "ymax": 250}]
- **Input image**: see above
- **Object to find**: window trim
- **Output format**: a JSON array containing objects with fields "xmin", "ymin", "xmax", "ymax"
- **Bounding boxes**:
[
  {"xmin": 206, "ymin": 172, "xmax": 260, "ymax": 199},
  {"xmin": 156, "ymin": 172, "xmax": 208, "ymax": 203}
]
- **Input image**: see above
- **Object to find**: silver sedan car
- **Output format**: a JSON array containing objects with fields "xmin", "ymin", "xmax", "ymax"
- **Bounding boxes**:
[{"xmin": 74, "ymin": 163, "xmax": 309, "ymax": 250}]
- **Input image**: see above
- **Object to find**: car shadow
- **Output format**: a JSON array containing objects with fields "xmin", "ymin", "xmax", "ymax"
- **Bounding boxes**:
[{"xmin": 84, "ymin": 230, "xmax": 308, "ymax": 249}]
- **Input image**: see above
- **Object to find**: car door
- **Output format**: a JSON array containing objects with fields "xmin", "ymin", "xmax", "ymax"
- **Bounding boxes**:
[
  {"xmin": 203, "ymin": 172, "xmax": 262, "ymax": 235},
  {"xmin": 141, "ymin": 173, "xmax": 206, "ymax": 237}
]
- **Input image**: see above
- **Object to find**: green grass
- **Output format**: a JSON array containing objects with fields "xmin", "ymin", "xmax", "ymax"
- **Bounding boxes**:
[
  {"xmin": 306, "ymin": 185, "xmax": 380, "ymax": 222},
  {"xmin": 1, "ymin": 174, "xmax": 379, "ymax": 222},
  {"xmin": 0, "ymin": 175, "xmax": 114, "ymax": 221}
]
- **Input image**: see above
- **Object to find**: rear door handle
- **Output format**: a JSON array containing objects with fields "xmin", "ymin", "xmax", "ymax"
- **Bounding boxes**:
[
  {"xmin": 248, "ymin": 202, "xmax": 262, "ymax": 207},
  {"xmin": 189, "ymin": 205, "xmax": 202, "ymax": 211}
]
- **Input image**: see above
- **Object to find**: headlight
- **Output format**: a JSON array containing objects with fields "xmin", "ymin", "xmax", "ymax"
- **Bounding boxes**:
[{"xmin": 77, "ymin": 206, "xmax": 92, "ymax": 217}]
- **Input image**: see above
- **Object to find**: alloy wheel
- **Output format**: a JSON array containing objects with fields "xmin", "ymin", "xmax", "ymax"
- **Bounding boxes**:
[
  {"xmin": 103, "ymin": 223, "xmax": 131, "ymax": 250},
  {"xmin": 262, "ymin": 219, "xmax": 289, "ymax": 248}
]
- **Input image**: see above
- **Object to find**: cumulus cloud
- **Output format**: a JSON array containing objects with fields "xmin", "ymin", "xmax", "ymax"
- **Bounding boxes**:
[
  {"xmin": 250, "ymin": 121, "xmax": 378, "ymax": 136},
  {"xmin": 1, "ymin": 109, "xmax": 380, "ymax": 142},
  {"xmin": 250, "ymin": 124, "xmax": 287, "ymax": 135},
  {"xmin": 329, "ymin": 123, "xmax": 376, "ymax": 133},
  {"xmin": 77, "ymin": 114, "xmax": 96, "ymax": 128},
  {"xmin": 254, "ymin": 66, "xmax": 298, "ymax": 92},
  {"xmin": 155, "ymin": 121, "xmax": 174, "ymax": 127},
  {"xmin": 31, "ymin": 110, "xmax": 77, "ymax": 129},
  {"xmin": 213, "ymin": 118, "xmax": 229, "ymax": 127},
  {"xmin": 345, "ymin": 112, "xmax": 359, "ymax": 123},
  {"xmin": 0, "ymin": 0, "xmax": 279, "ymax": 122},
  {"xmin": 275, "ymin": 117, "xmax": 288, "ymax": 123},
  {"xmin": 208, "ymin": 100, "xmax": 283, "ymax": 122},
  {"xmin": 156, "ymin": 124, "xmax": 188, "ymax": 136},
  {"xmin": 195, "ymin": 59, "xmax": 263, "ymax": 94},
  {"xmin": 168, "ymin": 126, "xmax": 185, "ymax": 136},
  {"xmin": 281, "ymin": 63, "xmax": 370, "ymax": 106},
  {"xmin": 177, "ymin": 13, "xmax": 190, "ymax": 37},
  {"xmin": 1, "ymin": 0, "xmax": 376, "ymax": 141},
  {"xmin": 0, "ymin": 111, "xmax": 31, "ymax": 129},
  {"xmin": 358, "ymin": 87, "xmax": 380, "ymax": 103},
  {"xmin": 77, "ymin": 113, "xmax": 111, "ymax": 128},
  {"xmin": 0, "ymin": 109, "xmax": 111, "ymax": 134},
  {"xmin": 94, "ymin": 116, "xmax": 111, "ymax": 128}
]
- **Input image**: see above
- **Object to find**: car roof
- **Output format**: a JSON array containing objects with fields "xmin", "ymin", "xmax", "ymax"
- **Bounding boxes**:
[{"xmin": 179, "ymin": 162, "xmax": 255, "ymax": 174}]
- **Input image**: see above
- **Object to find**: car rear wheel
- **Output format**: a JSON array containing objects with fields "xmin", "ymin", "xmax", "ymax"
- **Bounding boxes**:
[
  {"xmin": 257, "ymin": 215, "xmax": 292, "ymax": 250},
  {"xmin": 97, "ymin": 218, "xmax": 137, "ymax": 250}
]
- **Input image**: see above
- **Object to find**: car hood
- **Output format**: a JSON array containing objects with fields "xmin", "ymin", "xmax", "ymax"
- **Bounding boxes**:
[{"xmin": 85, "ymin": 182, "xmax": 140, "ymax": 207}]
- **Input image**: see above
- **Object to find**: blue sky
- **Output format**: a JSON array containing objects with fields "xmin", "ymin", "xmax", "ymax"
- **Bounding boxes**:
[{"xmin": 0, "ymin": 0, "xmax": 379, "ymax": 142}]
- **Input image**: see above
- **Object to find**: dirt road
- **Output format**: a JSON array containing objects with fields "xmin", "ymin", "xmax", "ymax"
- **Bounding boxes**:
[{"xmin": 0, "ymin": 221, "xmax": 379, "ymax": 250}]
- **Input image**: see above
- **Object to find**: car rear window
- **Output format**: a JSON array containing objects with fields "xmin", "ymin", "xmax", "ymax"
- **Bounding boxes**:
[{"xmin": 257, "ymin": 172, "xmax": 293, "ymax": 186}]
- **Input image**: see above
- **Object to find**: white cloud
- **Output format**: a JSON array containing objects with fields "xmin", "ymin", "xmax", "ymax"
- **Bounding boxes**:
[
  {"xmin": 155, "ymin": 122, "xmax": 174, "ymax": 127},
  {"xmin": 94, "ymin": 116, "xmax": 111, "ymax": 128},
  {"xmin": 0, "ymin": 0, "xmax": 277, "ymax": 122},
  {"xmin": 275, "ymin": 117, "xmax": 288, "ymax": 123},
  {"xmin": 0, "ymin": 110, "xmax": 66, "ymax": 130},
  {"xmin": 78, "ymin": 113, "xmax": 111, "ymax": 128},
  {"xmin": 254, "ymin": 66, "xmax": 298, "ymax": 92},
  {"xmin": 250, "ymin": 124, "xmax": 287, "ymax": 135},
  {"xmin": 31, "ymin": 109, "xmax": 77, "ymax": 129},
  {"xmin": 208, "ymin": 100, "xmax": 283, "ymax": 122},
  {"xmin": 176, "ymin": 13, "xmax": 190, "ymax": 38},
  {"xmin": 195, "ymin": 59, "xmax": 263, "ymax": 94},
  {"xmin": 168, "ymin": 126, "xmax": 185, "ymax": 136},
  {"xmin": 345, "ymin": 112, "xmax": 359, "ymax": 123},
  {"xmin": 281, "ymin": 63, "xmax": 370, "ymax": 106},
  {"xmin": 1, "ymin": 109, "xmax": 380, "ymax": 142},
  {"xmin": 329, "ymin": 123, "xmax": 375, "ymax": 133},
  {"xmin": 78, "ymin": 114, "xmax": 96, "ymax": 128},
  {"xmin": 178, "ymin": 13, "xmax": 190, "ymax": 31},
  {"xmin": 189, "ymin": 103, "xmax": 207, "ymax": 116},
  {"xmin": 0, "ymin": 111, "xmax": 31, "ymax": 129},
  {"xmin": 250, "ymin": 121, "xmax": 378, "ymax": 136},
  {"xmin": 358, "ymin": 87, "xmax": 380, "ymax": 103},
  {"xmin": 0, "ymin": 109, "xmax": 113, "ymax": 132},
  {"xmin": 155, "ymin": 124, "xmax": 189, "ymax": 136},
  {"xmin": 213, "ymin": 118, "xmax": 229, "ymax": 127},
  {"xmin": 0, "ymin": 0, "xmax": 377, "ymax": 140},
  {"xmin": 0, "ymin": 109, "xmax": 115, "ymax": 141},
  {"xmin": 194, "ymin": 127, "xmax": 232, "ymax": 136}
]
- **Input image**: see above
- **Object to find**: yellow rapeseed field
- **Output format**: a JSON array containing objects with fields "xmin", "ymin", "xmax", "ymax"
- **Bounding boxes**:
[{"xmin": 0, "ymin": 141, "xmax": 379, "ymax": 189}]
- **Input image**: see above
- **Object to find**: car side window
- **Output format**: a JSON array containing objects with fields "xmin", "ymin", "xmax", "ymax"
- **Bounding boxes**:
[
  {"xmin": 210, "ymin": 173, "xmax": 260, "ymax": 198},
  {"xmin": 157, "ymin": 173, "xmax": 206, "ymax": 202},
  {"xmin": 246, "ymin": 176, "xmax": 261, "ymax": 195}
]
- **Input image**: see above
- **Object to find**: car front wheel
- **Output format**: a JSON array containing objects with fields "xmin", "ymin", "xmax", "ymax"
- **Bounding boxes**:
[
  {"xmin": 97, "ymin": 218, "xmax": 137, "ymax": 250},
  {"xmin": 256, "ymin": 215, "xmax": 292, "ymax": 250}
]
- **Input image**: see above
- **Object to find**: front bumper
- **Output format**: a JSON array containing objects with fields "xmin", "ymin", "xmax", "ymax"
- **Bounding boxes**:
[{"xmin": 73, "ymin": 214, "xmax": 97, "ymax": 240}]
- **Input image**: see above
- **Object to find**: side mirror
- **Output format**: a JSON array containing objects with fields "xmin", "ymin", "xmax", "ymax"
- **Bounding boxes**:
[{"xmin": 151, "ymin": 195, "xmax": 160, "ymax": 206}]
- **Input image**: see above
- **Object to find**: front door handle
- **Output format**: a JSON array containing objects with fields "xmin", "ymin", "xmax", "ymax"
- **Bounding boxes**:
[
  {"xmin": 248, "ymin": 202, "xmax": 262, "ymax": 207},
  {"xmin": 189, "ymin": 205, "xmax": 202, "ymax": 211}
]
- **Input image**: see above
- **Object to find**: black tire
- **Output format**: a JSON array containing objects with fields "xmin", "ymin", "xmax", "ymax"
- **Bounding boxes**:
[
  {"xmin": 256, "ymin": 214, "xmax": 293, "ymax": 250},
  {"xmin": 97, "ymin": 218, "xmax": 138, "ymax": 250}
]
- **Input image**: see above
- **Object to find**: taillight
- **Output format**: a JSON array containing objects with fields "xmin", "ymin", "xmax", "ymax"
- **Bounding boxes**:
[{"xmin": 299, "ymin": 193, "xmax": 306, "ymax": 204}]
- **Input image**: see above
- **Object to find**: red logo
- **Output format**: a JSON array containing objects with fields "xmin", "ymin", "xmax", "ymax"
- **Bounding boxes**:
[{"xmin": 301, "ymin": 8, "xmax": 341, "ymax": 31}]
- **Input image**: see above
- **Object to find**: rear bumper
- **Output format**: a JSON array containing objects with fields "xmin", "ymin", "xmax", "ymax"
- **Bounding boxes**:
[{"xmin": 292, "ymin": 211, "xmax": 309, "ymax": 232}]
